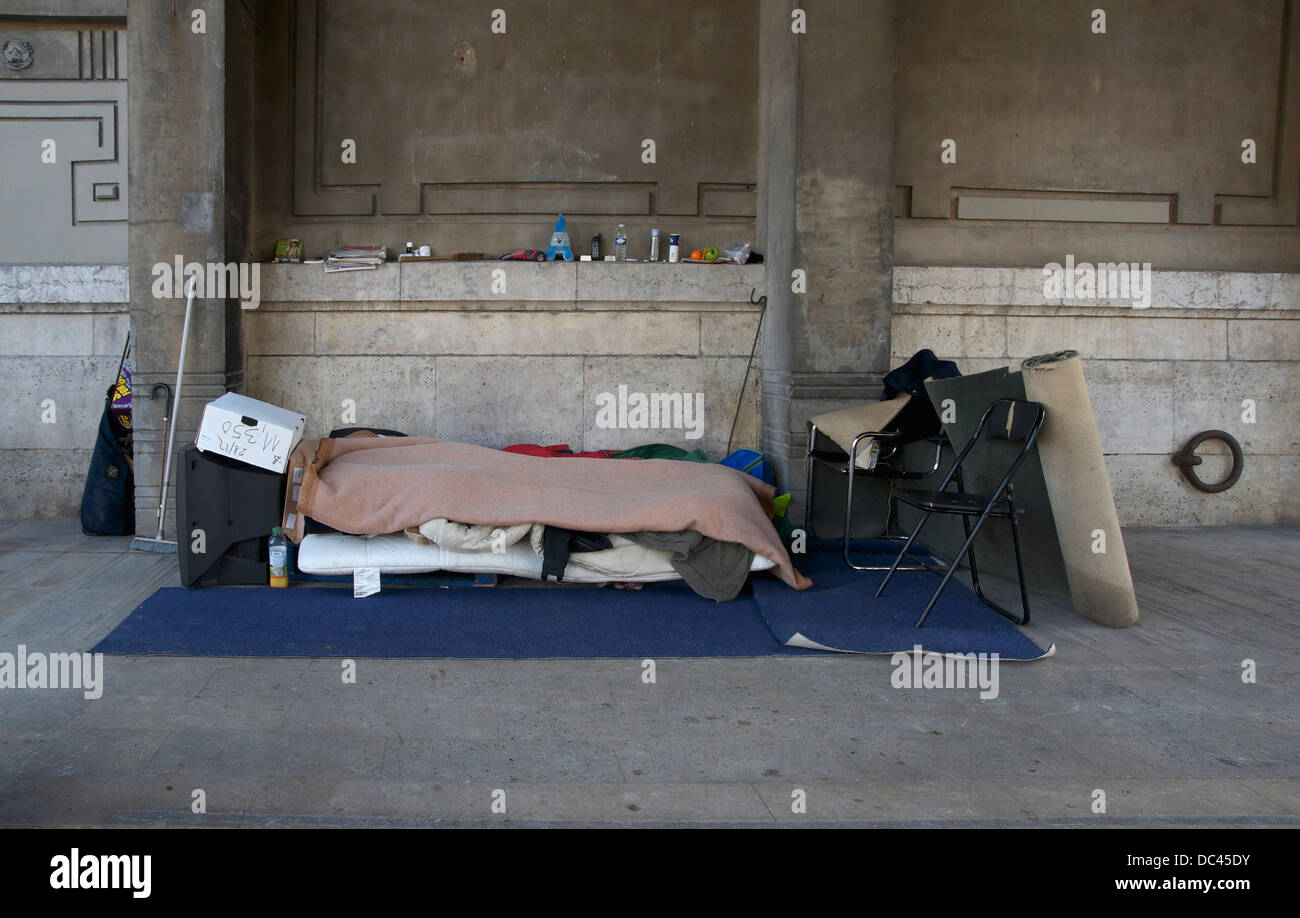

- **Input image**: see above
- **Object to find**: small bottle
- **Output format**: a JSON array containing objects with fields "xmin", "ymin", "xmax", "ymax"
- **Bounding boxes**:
[
  {"xmin": 591, "ymin": 234, "xmax": 602, "ymax": 260},
  {"xmin": 615, "ymin": 224, "xmax": 628, "ymax": 262},
  {"xmin": 864, "ymin": 441, "xmax": 880, "ymax": 471},
  {"xmin": 404, "ymin": 241, "xmax": 414, "ymax": 256},
  {"xmin": 648, "ymin": 228, "xmax": 660, "ymax": 263},
  {"xmin": 269, "ymin": 526, "xmax": 288, "ymax": 588},
  {"xmin": 668, "ymin": 233, "xmax": 680, "ymax": 263}
]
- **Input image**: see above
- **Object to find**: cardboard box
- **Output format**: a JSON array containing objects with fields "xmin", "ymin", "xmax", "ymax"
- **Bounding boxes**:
[{"xmin": 195, "ymin": 393, "xmax": 306, "ymax": 475}]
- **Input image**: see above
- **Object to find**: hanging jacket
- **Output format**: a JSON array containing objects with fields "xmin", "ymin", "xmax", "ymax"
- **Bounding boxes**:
[
  {"xmin": 80, "ymin": 390, "xmax": 135, "ymax": 535},
  {"xmin": 882, "ymin": 349, "xmax": 961, "ymax": 400}
]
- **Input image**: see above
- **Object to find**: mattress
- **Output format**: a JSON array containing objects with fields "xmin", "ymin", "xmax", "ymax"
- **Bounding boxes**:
[{"xmin": 296, "ymin": 532, "xmax": 776, "ymax": 583}]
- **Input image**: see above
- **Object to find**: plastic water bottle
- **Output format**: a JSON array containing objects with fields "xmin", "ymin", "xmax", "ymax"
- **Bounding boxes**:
[
  {"xmin": 269, "ymin": 526, "xmax": 288, "ymax": 588},
  {"xmin": 615, "ymin": 224, "xmax": 628, "ymax": 262}
]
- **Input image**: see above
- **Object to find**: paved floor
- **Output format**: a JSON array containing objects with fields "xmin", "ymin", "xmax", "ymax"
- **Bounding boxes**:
[{"xmin": 0, "ymin": 521, "xmax": 1295, "ymax": 827}]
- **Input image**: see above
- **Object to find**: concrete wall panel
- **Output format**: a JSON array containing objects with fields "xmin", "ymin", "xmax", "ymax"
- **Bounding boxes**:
[
  {"xmin": 0, "ymin": 449, "xmax": 94, "ymax": 520},
  {"xmin": 1172, "ymin": 361, "xmax": 1300, "ymax": 456},
  {"xmin": 247, "ymin": 355, "xmax": 437, "ymax": 441},
  {"xmin": 313, "ymin": 311, "xmax": 701, "ymax": 357},
  {"xmin": 581, "ymin": 356, "xmax": 757, "ymax": 460},
  {"xmin": 0, "ymin": 355, "xmax": 120, "ymax": 450},
  {"xmin": 434, "ymin": 356, "xmax": 583, "ymax": 448}
]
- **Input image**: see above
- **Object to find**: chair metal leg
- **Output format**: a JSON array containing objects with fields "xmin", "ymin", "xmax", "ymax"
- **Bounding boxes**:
[
  {"xmin": 1008, "ymin": 505, "xmax": 1031, "ymax": 625},
  {"xmin": 916, "ymin": 500, "xmax": 1037, "ymax": 627},
  {"xmin": 847, "ymin": 539, "xmax": 936, "ymax": 571},
  {"xmin": 842, "ymin": 433, "xmax": 858, "ymax": 565},
  {"xmin": 952, "ymin": 470, "xmax": 1029, "ymax": 626},
  {"xmin": 915, "ymin": 503, "xmax": 1001, "ymax": 627},
  {"xmin": 960, "ymin": 512, "xmax": 981, "ymax": 592},
  {"xmin": 875, "ymin": 510, "xmax": 933, "ymax": 597},
  {"xmin": 845, "ymin": 521, "xmax": 933, "ymax": 571},
  {"xmin": 963, "ymin": 515, "xmax": 996, "ymax": 610},
  {"xmin": 915, "ymin": 539, "xmax": 970, "ymax": 627},
  {"xmin": 804, "ymin": 424, "xmax": 819, "ymax": 539},
  {"xmin": 958, "ymin": 517, "xmax": 1029, "ymax": 626}
]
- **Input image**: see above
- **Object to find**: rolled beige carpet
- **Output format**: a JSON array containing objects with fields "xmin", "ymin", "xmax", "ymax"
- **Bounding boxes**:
[{"xmin": 1021, "ymin": 351, "xmax": 1139, "ymax": 627}]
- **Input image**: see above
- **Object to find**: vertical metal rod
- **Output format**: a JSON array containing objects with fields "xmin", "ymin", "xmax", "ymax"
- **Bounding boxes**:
[{"xmin": 154, "ymin": 273, "xmax": 197, "ymax": 541}]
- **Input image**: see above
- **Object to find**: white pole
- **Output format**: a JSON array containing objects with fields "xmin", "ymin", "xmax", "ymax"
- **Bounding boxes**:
[{"xmin": 154, "ymin": 272, "xmax": 197, "ymax": 541}]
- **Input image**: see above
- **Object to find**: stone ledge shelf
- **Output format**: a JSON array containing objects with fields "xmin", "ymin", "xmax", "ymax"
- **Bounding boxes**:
[{"xmin": 257, "ymin": 261, "xmax": 766, "ymax": 308}]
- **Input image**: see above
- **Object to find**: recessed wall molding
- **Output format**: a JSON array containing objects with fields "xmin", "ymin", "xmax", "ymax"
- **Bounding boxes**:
[
  {"xmin": 286, "ymin": 0, "xmax": 757, "ymax": 223},
  {"xmin": 895, "ymin": 0, "xmax": 1299, "ymax": 260}
]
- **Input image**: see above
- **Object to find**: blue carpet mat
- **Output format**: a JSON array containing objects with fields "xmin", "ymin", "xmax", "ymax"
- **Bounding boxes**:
[
  {"xmin": 92, "ymin": 580, "xmax": 817, "ymax": 659},
  {"xmin": 94, "ymin": 546, "xmax": 1051, "ymax": 660},
  {"xmin": 753, "ymin": 543, "xmax": 1053, "ymax": 660}
]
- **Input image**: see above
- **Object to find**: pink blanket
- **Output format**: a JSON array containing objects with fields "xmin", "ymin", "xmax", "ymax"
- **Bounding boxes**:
[{"xmin": 283, "ymin": 436, "xmax": 810, "ymax": 591}]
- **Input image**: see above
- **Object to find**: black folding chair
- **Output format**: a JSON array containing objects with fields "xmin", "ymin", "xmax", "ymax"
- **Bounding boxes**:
[{"xmin": 875, "ymin": 398, "xmax": 1046, "ymax": 628}]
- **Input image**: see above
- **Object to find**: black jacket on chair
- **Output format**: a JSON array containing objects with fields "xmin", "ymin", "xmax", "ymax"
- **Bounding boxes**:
[{"xmin": 882, "ymin": 349, "xmax": 961, "ymax": 400}]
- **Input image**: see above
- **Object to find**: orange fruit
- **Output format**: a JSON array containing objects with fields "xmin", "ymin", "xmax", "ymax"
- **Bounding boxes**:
[{"xmin": 690, "ymin": 250, "xmax": 703, "ymax": 260}]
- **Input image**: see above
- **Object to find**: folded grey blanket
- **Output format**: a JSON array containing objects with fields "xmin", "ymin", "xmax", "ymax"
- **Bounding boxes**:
[{"xmin": 626, "ymin": 531, "xmax": 755, "ymax": 602}]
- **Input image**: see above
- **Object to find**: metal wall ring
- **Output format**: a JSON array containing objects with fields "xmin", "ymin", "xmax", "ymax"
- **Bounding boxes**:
[{"xmin": 1172, "ymin": 430, "xmax": 1243, "ymax": 493}]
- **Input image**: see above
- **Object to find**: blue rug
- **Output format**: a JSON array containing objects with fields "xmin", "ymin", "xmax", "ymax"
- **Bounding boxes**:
[
  {"xmin": 93, "ymin": 547, "xmax": 1051, "ymax": 660},
  {"xmin": 91, "ymin": 580, "xmax": 818, "ymax": 659},
  {"xmin": 753, "ymin": 543, "xmax": 1054, "ymax": 660}
]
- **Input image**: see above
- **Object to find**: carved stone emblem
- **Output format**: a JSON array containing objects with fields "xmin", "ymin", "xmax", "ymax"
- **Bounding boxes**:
[{"xmin": 3, "ymin": 39, "xmax": 34, "ymax": 71}]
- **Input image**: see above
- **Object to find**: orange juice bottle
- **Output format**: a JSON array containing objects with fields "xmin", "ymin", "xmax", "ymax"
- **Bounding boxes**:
[{"xmin": 269, "ymin": 526, "xmax": 289, "ymax": 587}]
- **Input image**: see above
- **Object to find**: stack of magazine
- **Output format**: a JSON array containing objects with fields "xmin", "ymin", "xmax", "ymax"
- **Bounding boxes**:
[{"xmin": 324, "ymin": 245, "xmax": 388, "ymax": 272}]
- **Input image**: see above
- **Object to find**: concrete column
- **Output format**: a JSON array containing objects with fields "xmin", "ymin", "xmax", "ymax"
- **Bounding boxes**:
[
  {"xmin": 127, "ymin": 0, "xmax": 232, "ymax": 538},
  {"xmin": 757, "ymin": 0, "xmax": 799, "ymax": 492},
  {"xmin": 759, "ymin": 0, "xmax": 897, "ymax": 519}
]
